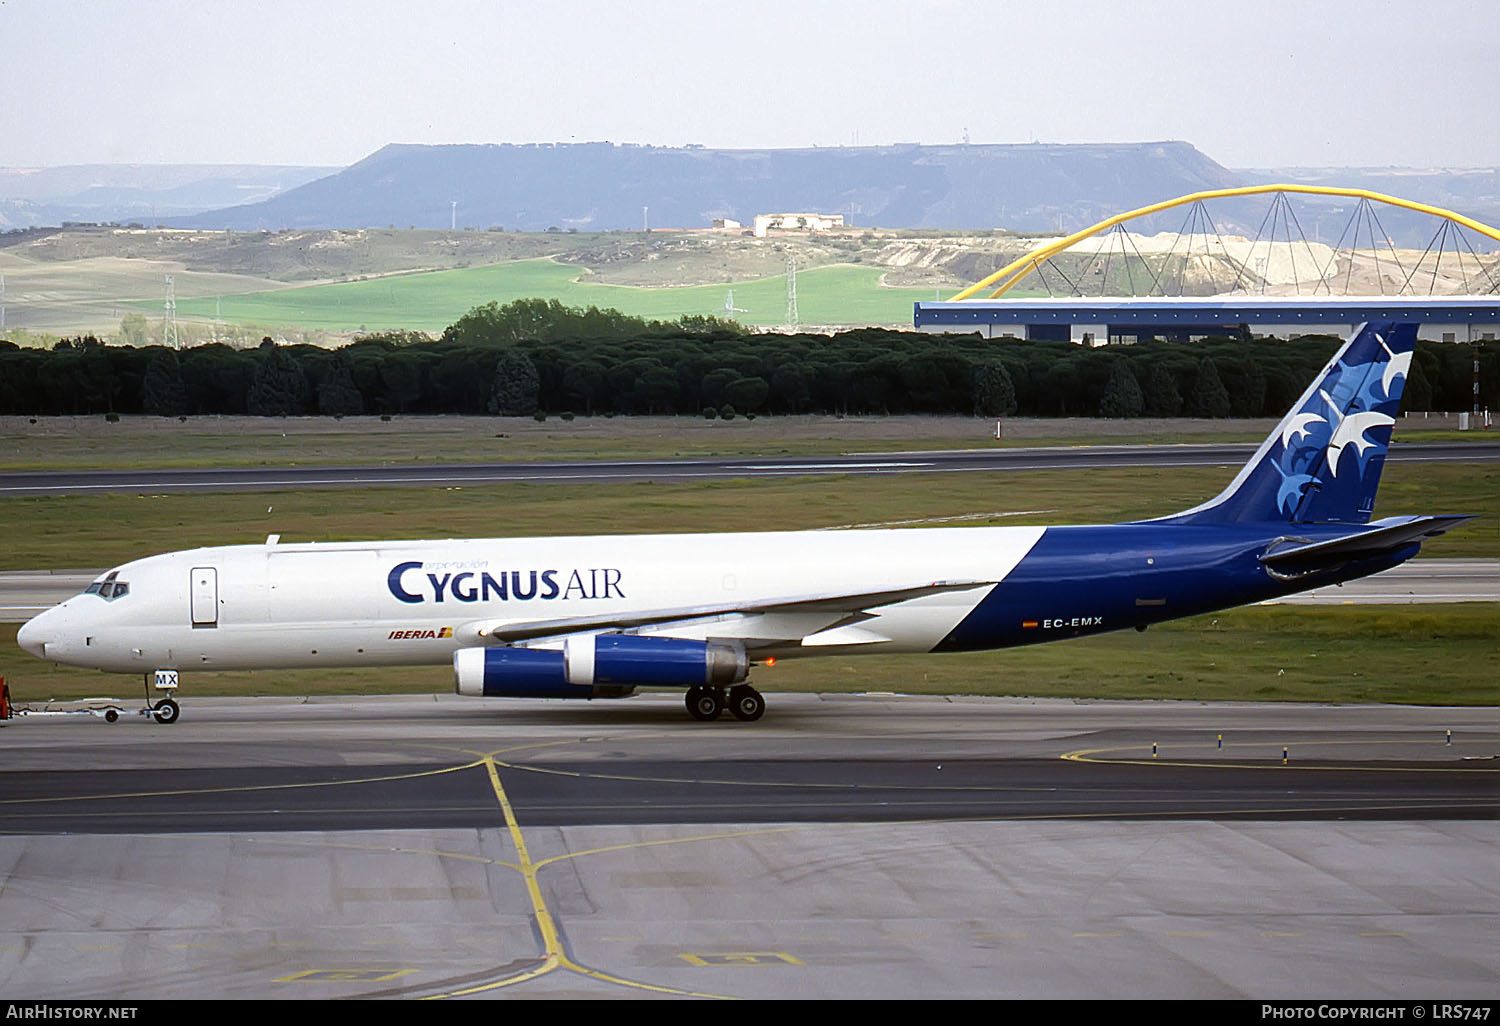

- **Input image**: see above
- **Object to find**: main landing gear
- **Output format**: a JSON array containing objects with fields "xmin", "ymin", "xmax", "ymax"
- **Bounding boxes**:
[{"xmin": 685, "ymin": 684, "xmax": 765, "ymax": 723}]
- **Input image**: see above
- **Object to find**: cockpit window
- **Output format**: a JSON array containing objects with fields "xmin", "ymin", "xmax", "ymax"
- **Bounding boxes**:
[{"xmin": 87, "ymin": 571, "xmax": 130, "ymax": 601}]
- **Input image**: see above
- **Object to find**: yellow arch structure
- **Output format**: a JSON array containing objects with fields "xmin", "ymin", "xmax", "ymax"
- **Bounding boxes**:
[{"xmin": 949, "ymin": 183, "xmax": 1500, "ymax": 301}]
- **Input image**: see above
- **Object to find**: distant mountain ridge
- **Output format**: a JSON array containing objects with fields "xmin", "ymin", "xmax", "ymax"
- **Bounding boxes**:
[
  {"xmin": 0, "ymin": 163, "xmax": 336, "ymax": 230},
  {"xmin": 5, "ymin": 145, "xmax": 1497, "ymax": 249},
  {"xmin": 162, "ymin": 140, "xmax": 1244, "ymax": 233}
]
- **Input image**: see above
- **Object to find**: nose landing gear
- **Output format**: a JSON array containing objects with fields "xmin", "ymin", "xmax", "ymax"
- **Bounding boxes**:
[{"xmin": 147, "ymin": 670, "xmax": 181, "ymax": 725}]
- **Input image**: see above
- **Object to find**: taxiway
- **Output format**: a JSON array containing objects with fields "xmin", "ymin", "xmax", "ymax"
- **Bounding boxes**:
[
  {"xmin": 1, "ymin": 440, "xmax": 1493, "ymax": 496},
  {"xmin": 0, "ymin": 694, "xmax": 1493, "ymax": 1000}
]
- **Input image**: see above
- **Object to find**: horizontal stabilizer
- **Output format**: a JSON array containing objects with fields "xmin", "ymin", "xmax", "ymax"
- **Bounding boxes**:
[
  {"xmin": 462, "ymin": 579, "xmax": 995, "ymax": 645},
  {"xmin": 1259, "ymin": 515, "xmax": 1473, "ymax": 569}
]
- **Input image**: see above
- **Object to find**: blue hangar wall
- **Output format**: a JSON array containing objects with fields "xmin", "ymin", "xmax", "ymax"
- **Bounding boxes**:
[{"xmin": 913, "ymin": 296, "xmax": 1500, "ymax": 344}]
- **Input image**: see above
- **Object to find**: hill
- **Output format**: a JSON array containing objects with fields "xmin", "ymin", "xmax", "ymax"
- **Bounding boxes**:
[
  {"xmin": 0, "ymin": 163, "xmax": 336, "ymax": 230},
  {"xmin": 167, "ymin": 140, "xmax": 1244, "ymax": 233}
]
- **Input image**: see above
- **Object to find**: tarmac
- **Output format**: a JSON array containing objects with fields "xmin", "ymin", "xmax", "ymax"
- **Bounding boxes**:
[{"xmin": 0, "ymin": 693, "xmax": 1493, "ymax": 1000}]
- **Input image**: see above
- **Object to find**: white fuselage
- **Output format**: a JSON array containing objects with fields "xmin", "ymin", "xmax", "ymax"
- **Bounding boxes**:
[{"xmin": 20, "ymin": 527, "xmax": 1045, "ymax": 674}]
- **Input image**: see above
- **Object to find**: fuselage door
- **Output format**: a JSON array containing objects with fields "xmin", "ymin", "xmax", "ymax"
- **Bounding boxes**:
[{"xmin": 191, "ymin": 567, "xmax": 219, "ymax": 628}]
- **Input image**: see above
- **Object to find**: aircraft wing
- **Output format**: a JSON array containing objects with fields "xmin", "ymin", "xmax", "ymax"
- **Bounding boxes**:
[
  {"xmin": 1259, "ymin": 515, "xmax": 1472, "ymax": 571},
  {"xmin": 456, "ymin": 579, "xmax": 996, "ymax": 647}
]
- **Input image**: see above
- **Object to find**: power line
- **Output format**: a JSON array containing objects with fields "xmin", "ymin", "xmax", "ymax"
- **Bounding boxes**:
[
  {"xmin": 786, "ymin": 253, "xmax": 799, "ymax": 328},
  {"xmin": 163, "ymin": 274, "xmax": 178, "ymax": 350}
]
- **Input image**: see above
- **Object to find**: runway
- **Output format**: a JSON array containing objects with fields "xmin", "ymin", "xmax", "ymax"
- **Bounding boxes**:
[
  {"xmin": 1260, "ymin": 558, "xmax": 1499, "ymax": 604},
  {"xmin": 1, "ymin": 731, "xmax": 1491, "ymax": 834},
  {"xmin": 1, "ymin": 440, "xmax": 1494, "ymax": 496},
  {"xmin": 0, "ymin": 694, "xmax": 1494, "ymax": 999}
]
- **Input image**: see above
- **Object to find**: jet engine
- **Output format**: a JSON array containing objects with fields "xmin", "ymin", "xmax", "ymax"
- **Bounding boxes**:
[{"xmin": 453, "ymin": 635, "xmax": 748, "ymax": 699}]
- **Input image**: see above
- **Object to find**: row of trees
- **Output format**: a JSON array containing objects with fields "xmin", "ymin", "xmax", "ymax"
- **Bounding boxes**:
[{"xmin": 0, "ymin": 300, "xmax": 1493, "ymax": 418}]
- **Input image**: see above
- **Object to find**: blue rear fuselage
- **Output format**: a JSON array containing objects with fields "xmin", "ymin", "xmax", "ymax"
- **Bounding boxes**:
[{"xmin": 936, "ymin": 522, "xmax": 1413, "ymax": 652}]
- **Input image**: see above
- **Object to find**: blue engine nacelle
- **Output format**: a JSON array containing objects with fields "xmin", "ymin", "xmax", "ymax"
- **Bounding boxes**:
[{"xmin": 453, "ymin": 635, "xmax": 748, "ymax": 699}]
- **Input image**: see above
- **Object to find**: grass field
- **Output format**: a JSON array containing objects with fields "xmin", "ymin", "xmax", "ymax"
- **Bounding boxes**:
[
  {"xmin": 159, "ymin": 259, "xmax": 943, "ymax": 331},
  {"xmin": 5, "ymin": 227, "xmax": 990, "ymax": 337},
  {"xmin": 0, "ymin": 412, "xmax": 1289, "ymax": 472},
  {"xmin": 1, "ymin": 410, "xmax": 1484, "ymax": 474},
  {"xmin": 0, "ymin": 462, "xmax": 1492, "ymax": 568},
  {"xmin": 4, "ymin": 604, "xmax": 1494, "ymax": 707},
  {"xmin": 0, "ymin": 249, "xmax": 287, "ymax": 337}
]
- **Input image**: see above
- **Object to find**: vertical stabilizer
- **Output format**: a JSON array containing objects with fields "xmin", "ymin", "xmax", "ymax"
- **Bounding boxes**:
[{"xmin": 1158, "ymin": 321, "xmax": 1416, "ymax": 526}]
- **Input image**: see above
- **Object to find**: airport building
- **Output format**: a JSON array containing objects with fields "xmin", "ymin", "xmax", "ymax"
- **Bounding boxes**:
[
  {"xmin": 912, "ymin": 296, "xmax": 1500, "ymax": 344},
  {"xmin": 752, "ymin": 212, "xmax": 846, "ymax": 237}
]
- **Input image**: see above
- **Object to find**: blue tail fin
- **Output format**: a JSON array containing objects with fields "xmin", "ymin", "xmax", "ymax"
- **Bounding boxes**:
[{"xmin": 1160, "ymin": 321, "xmax": 1416, "ymax": 526}]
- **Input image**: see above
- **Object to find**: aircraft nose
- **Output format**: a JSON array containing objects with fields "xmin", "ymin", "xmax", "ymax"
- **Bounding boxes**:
[
  {"xmin": 16, "ymin": 618, "xmax": 48, "ymax": 657},
  {"xmin": 16, "ymin": 611, "xmax": 55, "ymax": 659}
]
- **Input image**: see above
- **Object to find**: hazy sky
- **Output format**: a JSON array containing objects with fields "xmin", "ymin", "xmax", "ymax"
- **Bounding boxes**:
[{"xmin": 3, "ymin": 0, "xmax": 1496, "ymax": 169}]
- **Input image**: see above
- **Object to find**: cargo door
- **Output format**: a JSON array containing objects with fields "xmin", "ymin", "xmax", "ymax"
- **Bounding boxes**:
[
  {"xmin": 190, "ymin": 566, "xmax": 219, "ymax": 628},
  {"xmin": 267, "ymin": 550, "xmax": 376, "ymax": 623}
]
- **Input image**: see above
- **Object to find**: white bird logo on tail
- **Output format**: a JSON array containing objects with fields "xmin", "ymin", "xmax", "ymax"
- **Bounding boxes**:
[
  {"xmin": 1280, "ymin": 411, "xmax": 1326, "ymax": 451},
  {"xmin": 1319, "ymin": 390, "xmax": 1395, "ymax": 478},
  {"xmin": 1378, "ymin": 334, "xmax": 1412, "ymax": 399}
]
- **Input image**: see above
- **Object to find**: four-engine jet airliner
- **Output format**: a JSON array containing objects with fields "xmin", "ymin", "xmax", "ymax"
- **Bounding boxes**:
[{"xmin": 16, "ymin": 321, "xmax": 1466, "ymax": 723}]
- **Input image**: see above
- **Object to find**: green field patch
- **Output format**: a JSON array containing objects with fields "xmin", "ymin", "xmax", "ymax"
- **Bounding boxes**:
[
  {"xmin": 750, "ymin": 603, "xmax": 1499, "ymax": 706},
  {"xmin": 0, "ymin": 461, "xmax": 1492, "ymax": 569},
  {"xmin": 0, "ymin": 413, "xmax": 1484, "ymax": 475},
  {"xmin": 0, "ymin": 414, "xmax": 1279, "ymax": 473},
  {"xmin": 159, "ymin": 259, "xmax": 939, "ymax": 332}
]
